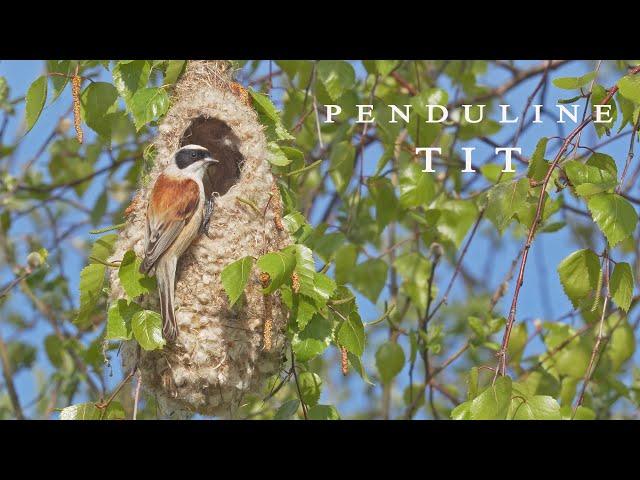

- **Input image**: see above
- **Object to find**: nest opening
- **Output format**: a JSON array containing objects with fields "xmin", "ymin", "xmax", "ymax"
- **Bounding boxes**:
[{"xmin": 179, "ymin": 116, "xmax": 244, "ymax": 197}]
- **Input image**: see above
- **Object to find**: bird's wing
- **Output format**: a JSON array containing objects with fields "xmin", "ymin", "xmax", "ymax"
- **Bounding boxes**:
[{"xmin": 140, "ymin": 174, "xmax": 200, "ymax": 274}]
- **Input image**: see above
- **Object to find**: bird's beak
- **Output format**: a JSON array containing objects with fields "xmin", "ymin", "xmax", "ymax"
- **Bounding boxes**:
[{"xmin": 204, "ymin": 157, "xmax": 219, "ymax": 165}]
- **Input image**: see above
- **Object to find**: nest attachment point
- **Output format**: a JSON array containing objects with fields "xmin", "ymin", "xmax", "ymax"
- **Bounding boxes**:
[{"xmin": 108, "ymin": 60, "xmax": 290, "ymax": 418}]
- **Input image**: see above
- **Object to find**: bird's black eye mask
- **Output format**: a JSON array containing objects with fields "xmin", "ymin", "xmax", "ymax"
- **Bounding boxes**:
[{"xmin": 175, "ymin": 149, "xmax": 209, "ymax": 169}]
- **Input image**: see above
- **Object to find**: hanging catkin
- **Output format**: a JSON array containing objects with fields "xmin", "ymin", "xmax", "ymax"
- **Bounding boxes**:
[{"xmin": 72, "ymin": 75, "xmax": 83, "ymax": 144}]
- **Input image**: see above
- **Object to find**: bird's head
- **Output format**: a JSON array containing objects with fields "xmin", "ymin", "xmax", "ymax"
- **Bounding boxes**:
[{"xmin": 174, "ymin": 144, "xmax": 218, "ymax": 175}]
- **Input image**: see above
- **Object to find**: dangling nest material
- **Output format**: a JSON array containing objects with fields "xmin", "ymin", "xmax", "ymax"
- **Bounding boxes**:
[{"xmin": 108, "ymin": 60, "xmax": 290, "ymax": 418}]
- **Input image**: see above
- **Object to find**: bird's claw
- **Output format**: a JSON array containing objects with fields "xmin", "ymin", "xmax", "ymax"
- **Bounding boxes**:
[{"xmin": 199, "ymin": 193, "xmax": 217, "ymax": 237}]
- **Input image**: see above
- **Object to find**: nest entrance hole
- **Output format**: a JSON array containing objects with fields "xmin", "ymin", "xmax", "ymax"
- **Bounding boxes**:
[{"xmin": 179, "ymin": 116, "xmax": 244, "ymax": 197}]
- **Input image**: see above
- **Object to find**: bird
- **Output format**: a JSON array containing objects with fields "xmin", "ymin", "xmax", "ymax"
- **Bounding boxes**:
[{"xmin": 139, "ymin": 144, "xmax": 219, "ymax": 342}]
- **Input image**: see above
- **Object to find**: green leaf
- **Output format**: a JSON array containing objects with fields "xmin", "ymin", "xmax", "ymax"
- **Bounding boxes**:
[
  {"xmin": 129, "ymin": 87, "xmax": 169, "ymax": 130},
  {"xmin": 506, "ymin": 322, "xmax": 527, "ymax": 366},
  {"xmin": 106, "ymin": 299, "xmax": 141, "ymax": 341},
  {"xmin": 292, "ymin": 315, "xmax": 333, "ymax": 362},
  {"xmin": 118, "ymin": 250, "xmax": 156, "ymax": 298},
  {"xmin": 348, "ymin": 351, "xmax": 374, "ymax": 386},
  {"xmin": 89, "ymin": 233, "xmax": 118, "ymax": 264},
  {"xmin": 46, "ymin": 60, "xmax": 71, "ymax": 104},
  {"xmin": 557, "ymin": 249, "xmax": 601, "ymax": 308},
  {"xmin": 542, "ymin": 323, "xmax": 591, "ymax": 378},
  {"xmin": 249, "ymin": 88, "xmax": 293, "ymax": 141},
  {"xmin": 274, "ymin": 399, "xmax": 300, "ymax": 420},
  {"xmin": 298, "ymin": 372, "xmax": 322, "ymax": 406},
  {"xmin": 282, "ymin": 212, "xmax": 307, "ymax": 235},
  {"xmin": 164, "ymin": 60, "xmax": 186, "ymax": 85},
  {"xmin": 436, "ymin": 200, "xmax": 477, "ymax": 247},
  {"xmin": 75, "ymin": 263, "xmax": 105, "ymax": 326},
  {"xmin": 317, "ymin": 61, "xmax": 356, "ymax": 101},
  {"xmin": 131, "ymin": 310, "xmax": 166, "ymax": 351},
  {"xmin": 509, "ymin": 395, "xmax": 561, "ymax": 420},
  {"xmin": 248, "ymin": 88, "xmax": 279, "ymax": 122},
  {"xmin": 375, "ymin": 341, "xmax": 405, "ymax": 384},
  {"xmin": 90, "ymin": 190, "xmax": 108, "ymax": 227},
  {"xmin": 221, "ymin": 256, "xmax": 254, "ymax": 307},
  {"xmin": 560, "ymin": 405, "xmax": 596, "ymax": 420},
  {"xmin": 45, "ymin": 335, "xmax": 75, "ymax": 371},
  {"xmin": 373, "ymin": 60, "xmax": 399, "ymax": 77},
  {"xmin": 60, "ymin": 401, "xmax": 125, "ymax": 420},
  {"xmin": 485, "ymin": 178, "xmax": 530, "ymax": 233},
  {"xmin": 565, "ymin": 153, "xmax": 618, "ymax": 197},
  {"xmin": 337, "ymin": 311, "xmax": 365, "ymax": 357},
  {"xmin": 307, "ymin": 404, "xmax": 340, "ymax": 420},
  {"xmin": 618, "ymin": 74, "xmax": 640, "ymax": 104},
  {"xmin": 552, "ymin": 72, "xmax": 596, "ymax": 90},
  {"xmin": 368, "ymin": 177, "xmax": 398, "ymax": 231},
  {"xmin": 607, "ymin": 314, "xmax": 635, "ymax": 371},
  {"xmin": 587, "ymin": 193, "xmax": 638, "ymax": 247},
  {"xmin": 334, "ymin": 244, "xmax": 357, "ymax": 285},
  {"xmin": 293, "ymin": 244, "xmax": 335, "ymax": 307},
  {"xmin": 59, "ymin": 403, "xmax": 101, "ymax": 420},
  {"xmin": 329, "ymin": 141, "xmax": 355, "ymax": 194},
  {"xmin": 112, "ymin": 60, "xmax": 151, "ymax": 102},
  {"xmin": 256, "ymin": 247, "xmax": 296, "ymax": 294},
  {"xmin": 80, "ymin": 82, "xmax": 120, "ymax": 139},
  {"xmin": 24, "ymin": 76, "xmax": 48, "ymax": 135},
  {"xmin": 267, "ymin": 142, "xmax": 292, "ymax": 166},
  {"xmin": 610, "ymin": 262, "xmax": 634, "ymax": 312},
  {"xmin": 451, "ymin": 401, "xmax": 472, "ymax": 420},
  {"xmin": 527, "ymin": 137, "xmax": 550, "ymax": 181},
  {"xmin": 399, "ymin": 162, "xmax": 435, "ymax": 208},
  {"xmin": 469, "ymin": 376, "xmax": 512, "ymax": 420},
  {"xmin": 351, "ymin": 258, "xmax": 388, "ymax": 303}
]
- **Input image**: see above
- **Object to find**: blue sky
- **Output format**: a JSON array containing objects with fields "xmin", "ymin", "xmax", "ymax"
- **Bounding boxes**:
[{"xmin": 1, "ymin": 60, "xmax": 637, "ymax": 419}]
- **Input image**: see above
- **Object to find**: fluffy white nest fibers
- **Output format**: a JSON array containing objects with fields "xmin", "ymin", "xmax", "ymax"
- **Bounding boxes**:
[{"xmin": 108, "ymin": 61, "xmax": 290, "ymax": 418}]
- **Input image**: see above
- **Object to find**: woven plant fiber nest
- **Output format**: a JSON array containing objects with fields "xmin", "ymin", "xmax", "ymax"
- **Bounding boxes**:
[{"xmin": 108, "ymin": 60, "xmax": 290, "ymax": 418}]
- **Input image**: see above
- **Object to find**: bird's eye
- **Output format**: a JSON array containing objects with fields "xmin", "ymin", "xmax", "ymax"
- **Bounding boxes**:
[{"xmin": 191, "ymin": 152, "xmax": 196, "ymax": 159}]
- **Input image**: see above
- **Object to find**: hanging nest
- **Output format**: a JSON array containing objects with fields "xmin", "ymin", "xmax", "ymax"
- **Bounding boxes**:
[{"xmin": 108, "ymin": 60, "xmax": 290, "ymax": 418}]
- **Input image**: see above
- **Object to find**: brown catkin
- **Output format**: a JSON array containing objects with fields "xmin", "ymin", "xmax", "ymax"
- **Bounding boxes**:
[
  {"xmin": 271, "ymin": 183, "xmax": 284, "ymax": 231},
  {"xmin": 291, "ymin": 271, "xmax": 300, "ymax": 294},
  {"xmin": 72, "ymin": 75, "xmax": 83, "ymax": 144},
  {"xmin": 124, "ymin": 195, "xmax": 139, "ymax": 218},
  {"xmin": 229, "ymin": 82, "xmax": 252, "ymax": 107},
  {"xmin": 340, "ymin": 347, "xmax": 348, "ymax": 376},
  {"xmin": 263, "ymin": 294, "xmax": 273, "ymax": 351},
  {"xmin": 259, "ymin": 272, "xmax": 271, "ymax": 288}
]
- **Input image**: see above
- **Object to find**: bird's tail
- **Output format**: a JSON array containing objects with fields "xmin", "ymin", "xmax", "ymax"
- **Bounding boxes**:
[{"xmin": 156, "ymin": 256, "xmax": 178, "ymax": 342}]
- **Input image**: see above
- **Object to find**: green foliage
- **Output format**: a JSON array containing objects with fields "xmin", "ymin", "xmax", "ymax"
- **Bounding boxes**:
[
  {"xmin": 131, "ymin": 310, "xmax": 165, "ymax": 351},
  {"xmin": 76, "ymin": 263, "xmax": 106, "ymax": 327},
  {"xmin": 557, "ymin": 249, "xmax": 601, "ymax": 308},
  {"xmin": 552, "ymin": 72, "xmax": 596, "ymax": 90},
  {"xmin": 24, "ymin": 76, "xmax": 47, "ymax": 135},
  {"xmin": 80, "ymin": 82, "xmax": 120, "ymax": 140},
  {"xmin": 60, "ymin": 401, "xmax": 125, "ymax": 420},
  {"xmin": 587, "ymin": 193, "xmax": 638, "ymax": 247},
  {"xmin": 485, "ymin": 178, "xmax": 530, "ymax": 233},
  {"xmin": 129, "ymin": 87, "xmax": 169, "ymax": 131},
  {"xmin": 336, "ymin": 311, "xmax": 365, "ymax": 357},
  {"xmin": 375, "ymin": 342, "xmax": 405, "ymax": 384},
  {"xmin": 257, "ymin": 247, "xmax": 296, "ymax": 294},
  {"xmin": 610, "ymin": 262, "xmax": 633, "ymax": 312},
  {"xmin": 618, "ymin": 74, "xmax": 640, "ymax": 104},
  {"xmin": 220, "ymin": 256, "xmax": 254, "ymax": 307},
  {"xmin": 565, "ymin": 153, "xmax": 618, "ymax": 197},
  {"xmin": 118, "ymin": 250, "xmax": 156, "ymax": 299}
]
